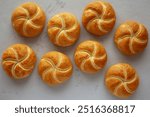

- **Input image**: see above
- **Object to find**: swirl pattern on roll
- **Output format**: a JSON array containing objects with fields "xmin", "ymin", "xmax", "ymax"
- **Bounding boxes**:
[
  {"xmin": 105, "ymin": 63, "xmax": 140, "ymax": 98},
  {"xmin": 114, "ymin": 21, "xmax": 148, "ymax": 55},
  {"xmin": 74, "ymin": 40, "xmax": 107, "ymax": 73},
  {"xmin": 11, "ymin": 2, "xmax": 46, "ymax": 37},
  {"xmin": 82, "ymin": 1, "xmax": 116, "ymax": 36},
  {"xmin": 48, "ymin": 12, "xmax": 80, "ymax": 47},
  {"xmin": 2, "ymin": 44, "xmax": 36, "ymax": 79},
  {"xmin": 38, "ymin": 51, "xmax": 73, "ymax": 85}
]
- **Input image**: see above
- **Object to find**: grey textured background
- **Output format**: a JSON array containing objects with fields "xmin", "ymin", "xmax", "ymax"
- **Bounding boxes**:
[{"xmin": 0, "ymin": 0, "xmax": 150, "ymax": 100}]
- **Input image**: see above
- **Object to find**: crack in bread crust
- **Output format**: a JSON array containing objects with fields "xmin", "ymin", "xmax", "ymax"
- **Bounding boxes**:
[
  {"xmin": 122, "ymin": 65, "xmax": 128, "ymax": 80},
  {"xmin": 90, "ymin": 58, "xmax": 102, "ymax": 70},
  {"xmin": 27, "ymin": 20, "xmax": 41, "ymax": 29},
  {"xmin": 52, "ymin": 71, "xmax": 61, "ymax": 83},
  {"xmin": 86, "ymin": 17, "xmax": 114, "ymax": 33},
  {"xmin": 12, "ymin": 47, "xmax": 32, "ymax": 78},
  {"xmin": 11, "ymin": 63, "xmax": 18, "ymax": 78},
  {"xmin": 19, "ymin": 7, "xmax": 30, "ymax": 18},
  {"xmin": 13, "ymin": 16, "xmax": 27, "ymax": 22},
  {"xmin": 98, "ymin": 20, "xmax": 108, "ymax": 33},
  {"xmin": 126, "ymin": 74, "xmax": 138, "ymax": 84},
  {"xmin": 100, "ymin": 1, "xmax": 106, "ymax": 19},
  {"xmin": 10, "ymin": 48, "xmax": 19, "ymax": 60},
  {"xmin": 63, "ymin": 32, "xmax": 72, "ymax": 41},
  {"xmin": 54, "ymin": 15, "xmax": 65, "ymax": 44},
  {"xmin": 106, "ymin": 76, "xmax": 125, "ymax": 83},
  {"xmin": 135, "ymin": 24, "xmax": 142, "ymax": 37},
  {"xmin": 123, "ymin": 83, "xmax": 133, "ymax": 94},
  {"xmin": 80, "ymin": 58, "xmax": 89, "ymax": 71},
  {"xmin": 134, "ymin": 37, "xmax": 147, "ymax": 44},
  {"xmin": 42, "ymin": 69, "xmax": 61, "ymax": 84},
  {"xmin": 113, "ymin": 83, "xmax": 122, "ymax": 95},
  {"xmin": 85, "ymin": 9, "xmax": 99, "ymax": 18},
  {"xmin": 30, "ymin": 6, "xmax": 40, "ymax": 20},
  {"xmin": 56, "ymin": 54, "xmax": 62, "ymax": 67},
  {"xmin": 13, "ymin": 18, "xmax": 26, "ymax": 26},
  {"xmin": 23, "ymin": 20, "xmax": 41, "ymax": 36},
  {"xmin": 42, "ymin": 68, "xmax": 53, "ymax": 81},
  {"xmin": 65, "ymin": 16, "xmax": 78, "ymax": 31},
  {"xmin": 129, "ymin": 36, "xmax": 135, "ymax": 54},
  {"xmin": 106, "ymin": 74, "xmax": 137, "ymax": 84},
  {"xmin": 42, "ymin": 58, "xmax": 72, "ymax": 72},
  {"xmin": 126, "ymin": 24, "xmax": 134, "ymax": 36},
  {"xmin": 117, "ymin": 35, "xmax": 131, "ymax": 44},
  {"xmin": 55, "ymin": 30, "xmax": 64, "ymax": 44},
  {"xmin": 77, "ymin": 50, "xmax": 91, "ymax": 57},
  {"xmin": 17, "ymin": 63, "xmax": 33, "ymax": 71},
  {"xmin": 94, "ymin": 54, "xmax": 107, "ymax": 60},
  {"xmin": 58, "ymin": 15, "xmax": 66, "ymax": 28},
  {"xmin": 23, "ymin": 20, "xmax": 28, "ymax": 36}
]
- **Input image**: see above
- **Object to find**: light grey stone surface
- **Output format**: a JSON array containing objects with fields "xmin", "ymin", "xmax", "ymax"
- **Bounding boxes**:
[{"xmin": 0, "ymin": 0, "xmax": 150, "ymax": 100}]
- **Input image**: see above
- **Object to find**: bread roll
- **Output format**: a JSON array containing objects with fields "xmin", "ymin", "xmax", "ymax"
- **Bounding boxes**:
[
  {"xmin": 38, "ymin": 51, "xmax": 73, "ymax": 85},
  {"xmin": 105, "ymin": 63, "xmax": 140, "ymax": 98},
  {"xmin": 2, "ymin": 44, "xmax": 36, "ymax": 79},
  {"xmin": 74, "ymin": 40, "xmax": 107, "ymax": 73},
  {"xmin": 48, "ymin": 12, "xmax": 80, "ymax": 47},
  {"xmin": 11, "ymin": 2, "xmax": 46, "ymax": 37},
  {"xmin": 114, "ymin": 21, "xmax": 148, "ymax": 56},
  {"xmin": 82, "ymin": 1, "xmax": 116, "ymax": 36}
]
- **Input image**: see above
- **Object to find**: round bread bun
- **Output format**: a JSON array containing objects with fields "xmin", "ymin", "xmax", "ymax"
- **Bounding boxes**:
[
  {"xmin": 114, "ymin": 21, "xmax": 148, "ymax": 56},
  {"xmin": 74, "ymin": 40, "xmax": 107, "ymax": 73},
  {"xmin": 11, "ymin": 2, "xmax": 46, "ymax": 37},
  {"xmin": 105, "ymin": 63, "xmax": 140, "ymax": 98},
  {"xmin": 38, "ymin": 51, "xmax": 73, "ymax": 86},
  {"xmin": 82, "ymin": 1, "xmax": 116, "ymax": 36},
  {"xmin": 2, "ymin": 44, "xmax": 36, "ymax": 79},
  {"xmin": 48, "ymin": 12, "xmax": 80, "ymax": 47}
]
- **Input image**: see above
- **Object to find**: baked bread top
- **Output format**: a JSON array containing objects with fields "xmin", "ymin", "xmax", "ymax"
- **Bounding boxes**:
[
  {"xmin": 114, "ymin": 21, "xmax": 148, "ymax": 56},
  {"xmin": 74, "ymin": 40, "xmax": 107, "ymax": 73},
  {"xmin": 38, "ymin": 51, "xmax": 73, "ymax": 85},
  {"xmin": 2, "ymin": 44, "xmax": 36, "ymax": 79},
  {"xmin": 82, "ymin": 1, "xmax": 116, "ymax": 36},
  {"xmin": 105, "ymin": 63, "xmax": 140, "ymax": 98},
  {"xmin": 11, "ymin": 2, "xmax": 46, "ymax": 37},
  {"xmin": 48, "ymin": 12, "xmax": 80, "ymax": 47}
]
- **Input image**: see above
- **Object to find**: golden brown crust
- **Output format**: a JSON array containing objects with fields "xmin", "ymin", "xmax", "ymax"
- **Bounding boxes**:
[
  {"xmin": 82, "ymin": 1, "xmax": 116, "ymax": 36},
  {"xmin": 105, "ymin": 63, "xmax": 140, "ymax": 98},
  {"xmin": 2, "ymin": 44, "xmax": 36, "ymax": 79},
  {"xmin": 38, "ymin": 51, "xmax": 73, "ymax": 85},
  {"xmin": 11, "ymin": 2, "xmax": 46, "ymax": 37},
  {"xmin": 48, "ymin": 12, "xmax": 80, "ymax": 47},
  {"xmin": 74, "ymin": 40, "xmax": 107, "ymax": 73},
  {"xmin": 114, "ymin": 21, "xmax": 148, "ymax": 56}
]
